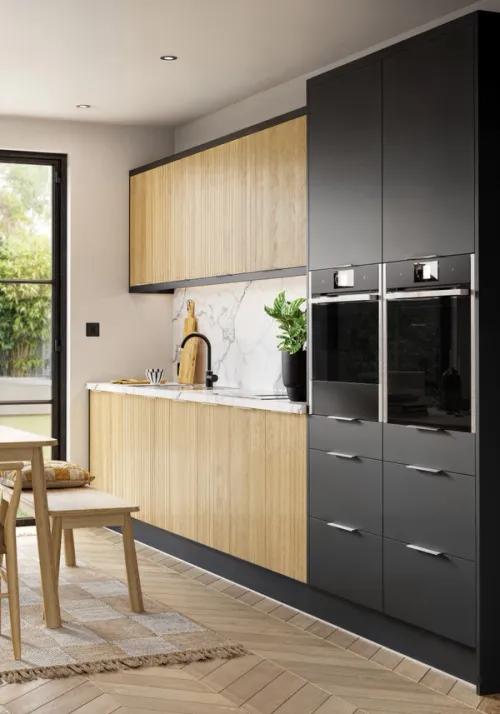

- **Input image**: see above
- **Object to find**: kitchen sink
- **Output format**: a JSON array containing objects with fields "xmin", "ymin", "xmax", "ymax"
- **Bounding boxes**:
[
  {"xmin": 211, "ymin": 389, "xmax": 289, "ymax": 400},
  {"xmin": 118, "ymin": 383, "xmax": 289, "ymax": 400},
  {"xmin": 122, "ymin": 383, "xmax": 233, "ymax": 391}
]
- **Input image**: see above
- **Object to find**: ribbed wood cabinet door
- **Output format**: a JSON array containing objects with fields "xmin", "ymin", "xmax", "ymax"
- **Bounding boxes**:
[
  {"xmin": 265, "ymin": 412, "xmax": 307, "ymax": 582},
  {"xmin": 229, "ymin": 408, "xmax": 267, "ymax": 567},
  {"xmin": 197, "ymin": 403, "xmax": 231, "ymax": 552},
  {"xmin": 90, "ymin": 392, "xmax": 154, "ymax": 525},
  {"xmin": 90, "ymin": 391, "xmax": 114, "ymax": 493},
  {"xmin": 130, "ymin": 166, "xmax": 169, "ymax": 286},
  {"xmin": 151, "ymin": 398, "xmax": 171, "ymax": 532},
  {"xmin": 122, "ymin": 394, "xmax": 154, "ymax": 523},
  {"xmin": 248, "ymin": 115, "xmax": 307, "ymax": 272},
  {"xmin": 169, "ymin": 401, "xmax": 198, "ymax": 541}
]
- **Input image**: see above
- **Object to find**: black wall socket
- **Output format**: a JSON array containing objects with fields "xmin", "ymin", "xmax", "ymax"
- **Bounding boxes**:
[{"xmin": 86, "ymin": 322, "xmax": 100, "ymax": 337}]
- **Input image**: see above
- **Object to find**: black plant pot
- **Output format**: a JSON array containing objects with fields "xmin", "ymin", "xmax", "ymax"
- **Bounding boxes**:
[{"xmin": 282, "ymin": 350, "xmax": 307, "ymax": 402}]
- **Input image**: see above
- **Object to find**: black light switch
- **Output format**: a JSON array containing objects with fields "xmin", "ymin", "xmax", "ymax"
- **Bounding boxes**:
[{"xmin": 86, "ymin": 322, "xmax": 100, "ymax": 337}]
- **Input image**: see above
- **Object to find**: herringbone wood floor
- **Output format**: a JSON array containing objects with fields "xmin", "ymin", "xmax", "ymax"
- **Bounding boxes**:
[{"xmin": 0, "ymin": 528, "xmax": 494, "ymax": 714}]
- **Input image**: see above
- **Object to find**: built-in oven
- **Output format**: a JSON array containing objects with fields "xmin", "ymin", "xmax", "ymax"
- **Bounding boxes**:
[
  {"xmin": 309, "ymin": 265, "xmax": 381, "ymax": 421},
  {"xmin": 384, "ymin": 254, "xmax": 474, "ymax": 433}
]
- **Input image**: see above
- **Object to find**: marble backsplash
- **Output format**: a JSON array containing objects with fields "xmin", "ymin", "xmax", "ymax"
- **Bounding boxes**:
[{"xmin": 172, "ymin": 276, "xmax": 307, "ymax": 391}]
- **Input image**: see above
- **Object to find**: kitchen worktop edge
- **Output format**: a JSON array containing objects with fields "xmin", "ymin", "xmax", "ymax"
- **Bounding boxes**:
[{"xmin": 86, "ymin": 382, "xmax": 308, "ymax": 414}]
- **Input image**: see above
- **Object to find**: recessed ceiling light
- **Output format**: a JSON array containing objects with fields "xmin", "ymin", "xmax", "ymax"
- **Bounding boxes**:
[
  {"xmin": 160, "ymin": 55, "xmax": 177, "ymax": 61},
  {"xmin": 76, "ymin": 104, "xmax": 91, "ymax": 109}
]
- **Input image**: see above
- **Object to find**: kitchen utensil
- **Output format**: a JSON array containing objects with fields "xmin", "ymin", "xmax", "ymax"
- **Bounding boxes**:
[
  {"xmin": 145, "ymin": 368, "xmax": 165, "ymax": 385},
  {"xmin": 178, "ymin": 300, "xmax": 199, "ymax": 384}
]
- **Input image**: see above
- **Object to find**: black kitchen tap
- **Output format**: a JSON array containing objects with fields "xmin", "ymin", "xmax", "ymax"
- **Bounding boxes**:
[{"xmin": 180, "ymin": 332, "xmax": 219, "ymax": 389}]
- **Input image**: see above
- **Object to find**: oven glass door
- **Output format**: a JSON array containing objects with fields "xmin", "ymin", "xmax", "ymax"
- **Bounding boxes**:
[
  {"xmin": 387, "ymin": 294, "xmax": 471, "ymax": 432},
  {"xmin": 311, "ymin": 299, "xmax": 379, "ymax": 420}
]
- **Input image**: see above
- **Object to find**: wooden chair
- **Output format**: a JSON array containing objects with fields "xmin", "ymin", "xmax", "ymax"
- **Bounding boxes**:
[
  {"xmin": 0, "ymin": 462, "xmax": 23, "ymax": 660},
  {"xmin": 2, "ymin": 486, "xmax": 144, "ymax": 614}
]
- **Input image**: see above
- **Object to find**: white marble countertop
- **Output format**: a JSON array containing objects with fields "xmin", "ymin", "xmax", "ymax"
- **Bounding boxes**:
[{"xmin": 86, "ymin": 382, "xmax": 308, "ymax": 414}]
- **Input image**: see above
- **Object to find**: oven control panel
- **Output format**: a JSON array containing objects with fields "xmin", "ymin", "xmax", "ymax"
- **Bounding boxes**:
[
  {"xmin": 414, "ymin": 260, "xmax": 439, "ymax": 282},
  {"xmin": 386, "ymin": 254, "xmax": 471, "ymax": 291},
  {"xmin": 311, "ymin": 264, "xmax": 379, "ymax": 296}
]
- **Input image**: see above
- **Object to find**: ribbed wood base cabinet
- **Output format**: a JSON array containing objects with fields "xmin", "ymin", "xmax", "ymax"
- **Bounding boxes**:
[{"xmin": 89, "ymin": 391, "xmax": 307, "ymax": 582}]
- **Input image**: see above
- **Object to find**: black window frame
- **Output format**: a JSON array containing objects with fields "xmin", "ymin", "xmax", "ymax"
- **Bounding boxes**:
[{"xmin": 0, "ymin": 149, "xmax": 67, "ymax": 459}]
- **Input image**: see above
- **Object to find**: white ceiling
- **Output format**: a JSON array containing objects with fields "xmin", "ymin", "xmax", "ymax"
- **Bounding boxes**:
[{"xmin": 0, "ymin": 0, "xmax": 483, "ymax": 127}]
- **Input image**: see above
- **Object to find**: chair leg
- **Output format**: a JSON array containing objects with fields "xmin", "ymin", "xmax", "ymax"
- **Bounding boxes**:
[
  {"xmin": 42, "ymin": 517, "xmax": 62, "ymax": 623},
  {"xmin": 63, "ymin": 529, "xmax": 76, "ymax": 567},
  {"xmin": 122, "ymin": 514, "xmax": 144, "ymax": 613},
  {"xmin": 51, "ymin": 517, "xmax": 63, "ymax": 584},
  {"xmin": 0, "ymin": 496, "xmax": 8, "ymax": 525},
  {"xmin": 4, "ymin": 532, "xmax": 21, "ymax": 660}
]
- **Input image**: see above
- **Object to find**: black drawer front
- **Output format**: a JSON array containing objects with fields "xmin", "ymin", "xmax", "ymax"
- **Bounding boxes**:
[
  {"xmin": 309, "ymin": 449, "xmax": 382, "ymax": 535},
  {"xmin": 384, "ymin": 462, "xmax": 475, "ymax": 561},
  {"xmin": 311, "ymin": 382, "xmax": 379, "ymax": 423},
  {"xmin": 309, "ymin": 518, "xmax": 382, "ymax": 611},
  {"xmin": 309, "ymin": 415, "xmax": 382, "ymax": 460},
  {"xmin": 384, "ymin": 538, "xmax": 475, "ymax": 647},
  {"xmin": 383, "ymin": 423, "xmax": 475, "ymax": 476}
]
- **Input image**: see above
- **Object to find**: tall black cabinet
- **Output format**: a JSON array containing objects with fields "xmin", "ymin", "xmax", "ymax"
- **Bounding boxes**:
[
  {"xmin": 308, "ymin": 17, "xmax": 476, "ymax": 267},
  {"xmin": 383, "ymin": 22, "xmax": 475, "ymax": 262},
  {"xmin": 308, "ymin": 60, "xmax": 382, "ymax": 269},
  {"xmin": 307, "ymin": 11, "xmax": 500, "ymax": 695}
]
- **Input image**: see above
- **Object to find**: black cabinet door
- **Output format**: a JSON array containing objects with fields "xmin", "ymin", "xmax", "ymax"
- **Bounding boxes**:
[
  {"xmin": 383, "ymin": 23, "xmax": 475, "ymax": 262},
  {"xmin": 308, "ymin": 61, "xmax": 382, "ymax": 269},
  {"xmin": 384, "ymin": 462, "xmax": 475, "ymax": 561},
  {"xmin": 309, "ymin": 450, "xmax": 382, "ymax": 535},
  {"xmin": 384, "ymin": 538, "xmax": 475, "ymax": 647},
  {"xmin": 309, "ymin": 518, "xmax": 383, "ymax": 611}
]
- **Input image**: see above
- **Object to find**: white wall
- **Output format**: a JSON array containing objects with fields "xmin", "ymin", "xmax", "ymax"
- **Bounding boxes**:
[
  {"xmin": 0, "ymin": 116, "xmax": 174, "ymax": 467},
  {"xmin": 174, "ymin": 0, "xmax": 488, "ymax": 152}
]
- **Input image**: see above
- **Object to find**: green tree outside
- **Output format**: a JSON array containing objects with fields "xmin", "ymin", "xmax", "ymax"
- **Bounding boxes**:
[{"xmin": 0, "ymin": 164, "xmax": 52, "ymax": 377}]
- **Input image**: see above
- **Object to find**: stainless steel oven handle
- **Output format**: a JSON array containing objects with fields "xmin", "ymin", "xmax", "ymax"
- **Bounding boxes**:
[
  {"xmin": 406, "ymin": 465, "xmax": 444, "ymax": 474},
  {"xmin": 407, "ymin": 544, "xmax": 443, "ymax": 557},
  {"xmin": 327, "ymin": 451, "xmax": 357, "ymax": 460},
  {"xmin": 327, "ymin": 523, "xmax": 358, "ymax": 533},
  {"xmin": 386, "ymin": 288, "xmax": 469, "ymax": 300},
  {"xmin": 407, "ymin": 254, "xmax": 438, "ymax": 260},
  {"xmin": 310, "ymin": 293, "xmax": 379, "ymax": 304},
  {"xmin": 327, "ymin": 416, "xmax": 359, "ymax": 422}
]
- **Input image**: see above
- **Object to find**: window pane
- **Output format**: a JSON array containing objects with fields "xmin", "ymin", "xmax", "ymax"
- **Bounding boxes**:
[
  {"xmin": 0, "ymin": 282, "xmax": 52, "ymax": 381},
  {"xmin": 0, "ymin": 163, "xmax": 52, "ymax": 280},
  {"xmin": 0, "ymin": 406, "xmax": 53, "ymax": 459}
]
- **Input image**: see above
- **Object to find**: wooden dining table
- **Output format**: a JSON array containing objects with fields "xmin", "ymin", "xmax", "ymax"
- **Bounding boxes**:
[{"xmin": 0, "ymin": 425, "xmax": 61, "ymax": 628}]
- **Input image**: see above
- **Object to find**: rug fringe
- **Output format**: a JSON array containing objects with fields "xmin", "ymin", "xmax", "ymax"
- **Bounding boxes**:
[{"xmin": 0, "ymin": 642, "xmax": 247, "ymax": 684}]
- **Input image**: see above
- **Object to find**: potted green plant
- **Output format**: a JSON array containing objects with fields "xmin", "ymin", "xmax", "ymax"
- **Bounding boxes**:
[{"xmin": 264, "ymin": 291, "xmax": 307, "ymax": 402}]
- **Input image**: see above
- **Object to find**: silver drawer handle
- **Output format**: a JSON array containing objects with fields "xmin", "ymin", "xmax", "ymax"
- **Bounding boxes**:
[
  {"xmin": 327, "ymin": 416, "xmax": 359, "ymax": 422},
  {"xmin": 406, "ymin": 425, "xmax": 444, "ymax": 433},
  {"xmin": 407, "ymin": 544, "xmax": 443, "ymax": 557},
  {"xmin": 406, "ymin": 465, "xmax": 444, "ymax": 474},
  {"xmin": 327, "ymin": 451, "xmax": 357, "ymax": 459},
  {"xmin": 327, "ymin": 522, "xmax": 358, "ymax": 533}
]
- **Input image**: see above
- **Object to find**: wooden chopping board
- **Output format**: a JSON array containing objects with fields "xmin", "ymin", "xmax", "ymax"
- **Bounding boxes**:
[{"xmin": 178, "ymin": 300, "xmax": 199, "ymax": 384}]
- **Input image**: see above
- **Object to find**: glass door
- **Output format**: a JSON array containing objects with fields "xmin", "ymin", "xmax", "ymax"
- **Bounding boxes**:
[
  {"xmin": 386, "ymin": 294, "xmax": 471, "ymax": 432},
  {"xmin": 0, "ymin": 152, "xmax": 67, "ymax": 460},
  {"xmin": 311, "ymin": 296, "xmax": 380, "ymax": 421}
]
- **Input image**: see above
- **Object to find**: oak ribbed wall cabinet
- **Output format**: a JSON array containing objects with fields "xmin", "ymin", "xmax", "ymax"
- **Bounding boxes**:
[
  {"xmin": 129, "ymin": 114, "xmax": 306, "ymax": 288},
  {"xmin": 89, "ymin": 391, "xmax": 307, "ymax": 582}
]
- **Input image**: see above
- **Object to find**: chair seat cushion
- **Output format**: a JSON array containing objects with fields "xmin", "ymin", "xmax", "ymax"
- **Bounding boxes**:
[{"xmin": 0, "ymin": 461, "xmax": 95, "ymax": 490}]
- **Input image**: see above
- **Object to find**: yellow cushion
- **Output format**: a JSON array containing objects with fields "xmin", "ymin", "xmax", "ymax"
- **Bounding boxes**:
[{"xmin": 0, "ymin": 460, "xmax": 95, "ymax": 490}]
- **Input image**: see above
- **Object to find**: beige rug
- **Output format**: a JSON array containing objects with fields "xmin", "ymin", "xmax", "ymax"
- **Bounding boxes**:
[{"xmin": 0, "ymin": 536, "xmax": 245, "ymax": 683}]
